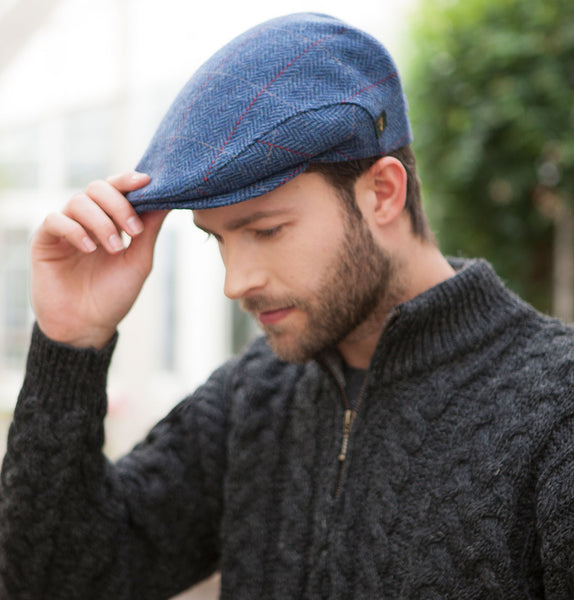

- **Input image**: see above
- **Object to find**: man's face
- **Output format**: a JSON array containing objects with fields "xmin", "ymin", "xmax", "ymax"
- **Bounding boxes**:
[{"xmin": 193, "ymin": 172, "xmax": 398, "ymax": 363}]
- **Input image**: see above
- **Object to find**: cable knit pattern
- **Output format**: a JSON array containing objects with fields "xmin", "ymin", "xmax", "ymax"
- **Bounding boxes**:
[{"xmin": 2, "ymin": 259, "xmax": 574, "ymax": 598}]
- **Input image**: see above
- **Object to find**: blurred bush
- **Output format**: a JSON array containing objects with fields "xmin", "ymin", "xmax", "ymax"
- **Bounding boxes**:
[{"xmin": 407, "ymin": 0, "xmax": 574, "ymax": 314}]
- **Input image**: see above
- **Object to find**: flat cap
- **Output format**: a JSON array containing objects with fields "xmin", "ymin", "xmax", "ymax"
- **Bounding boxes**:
[{"xmin": 127, "ymin": 12, "xmax": 412, "ymax": 213}]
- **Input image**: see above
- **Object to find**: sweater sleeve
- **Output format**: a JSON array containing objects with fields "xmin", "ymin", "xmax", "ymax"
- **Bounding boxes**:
[
  {"xmin": 536, "ymin": 413, "xmax": 574, "ymax": 598},
  {"xmin": 0, "ymin": 324, "xmax": 232, "ymax": 600}
]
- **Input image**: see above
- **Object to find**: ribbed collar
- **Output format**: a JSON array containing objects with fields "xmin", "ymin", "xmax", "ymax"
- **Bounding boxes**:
[{"xmin": 365, "ymin": 258, "xmax": 534, "ymax": 383}]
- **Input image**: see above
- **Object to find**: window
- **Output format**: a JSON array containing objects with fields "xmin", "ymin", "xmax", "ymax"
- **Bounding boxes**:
[
  {"xmin": 0, "ymin": 229, "xmax": 31, "ymax": 370},
  {"xmin": 159, "ymin": 228, "xmax": 177, "ymax": 371},
  {"xmin": 64, "ymin": 107, "xmax": 113, "ymax": 188},
  {"xmin": 0, "ymin": 127, "xmax": 39, "ymax": 190}
]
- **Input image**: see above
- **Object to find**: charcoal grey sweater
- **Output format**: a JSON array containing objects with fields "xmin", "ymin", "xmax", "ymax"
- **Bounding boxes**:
[{"xmin": 2, "ymin": 259, "xmax": 574, "ymax": 599}]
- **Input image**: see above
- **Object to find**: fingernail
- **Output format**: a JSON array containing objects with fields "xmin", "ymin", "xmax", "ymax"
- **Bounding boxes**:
[
  {"xmin": 126, "ymin": 216, "xmax": 144, "ymax": 236},
  {"xmin": 109, "ymin": 233, "xmax": 124, "ymax": 252},
  {"xmin": 82, "ymin": 237, "xmax": 97, "ymax": 253},
  {"xmin": 131, "ymin": 172, "xmax": 149, "ymax": 182}
]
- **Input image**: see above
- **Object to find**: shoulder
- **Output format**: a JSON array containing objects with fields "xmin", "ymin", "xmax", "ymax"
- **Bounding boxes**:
[
  {"xmin": 499, "ymin": 312, "xmax": 574, "ymax": 436},
  {"xmin": 234, "ymin": 336, "xmax": 303, "ymax": 382},
  {"xmin": 229, "ymin": 336, "xmax": 307, "ymax": 409},
  {"xmin": 521, "ymin": 313, "xmax": 574, "ymax": 381},
  {"xmin": 169, "ymin": 336, "xmax": 307, "ymax": 428}
]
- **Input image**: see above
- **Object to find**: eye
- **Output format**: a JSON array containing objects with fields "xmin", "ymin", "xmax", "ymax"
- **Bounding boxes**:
[
  {"xmin": 254, "ymin": 225, "xmax": 283, "ymax": 239},
  {"xmin": 205, "ymin": 232, "xmax": 223, "ymax": 244}
]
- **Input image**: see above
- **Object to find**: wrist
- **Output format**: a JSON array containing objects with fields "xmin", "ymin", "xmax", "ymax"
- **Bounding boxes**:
[
  {"xmin": 36, "ymin": 321, "xmax": 117, "ymax": 350},
  {"xmin": 21, "ymin": 323, "xmax": 118, "ymax": 414}
]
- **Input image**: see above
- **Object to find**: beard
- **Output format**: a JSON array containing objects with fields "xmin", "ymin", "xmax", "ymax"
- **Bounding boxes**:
[{"xmin": 241, "ymin": 213, "xmax": 402, "ymax": 363}]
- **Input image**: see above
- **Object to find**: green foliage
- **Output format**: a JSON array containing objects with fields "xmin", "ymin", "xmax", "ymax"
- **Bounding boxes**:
[{"xmin": 406, "ymin": 0, "xmax": 574, "ymax": 312}]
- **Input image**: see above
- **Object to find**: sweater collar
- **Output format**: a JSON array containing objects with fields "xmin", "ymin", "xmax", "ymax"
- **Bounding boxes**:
[{"xmin": 363, "ymin": 258, "xmax": 534, "ymax": 383}]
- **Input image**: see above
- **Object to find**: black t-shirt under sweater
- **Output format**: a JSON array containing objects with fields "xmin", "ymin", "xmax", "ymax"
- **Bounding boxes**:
[{"xmin": 342, "ymin": 362, "xmax": 366, "ymax": 409}]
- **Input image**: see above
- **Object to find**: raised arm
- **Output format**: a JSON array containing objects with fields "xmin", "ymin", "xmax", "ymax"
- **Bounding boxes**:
[
  {"xmin": 0, "ymin": 327, "xmax": 231, "ymax": 599},
  {"xmin": 0, "ymin": 176, "xmax": 228, "ymax": 598}
]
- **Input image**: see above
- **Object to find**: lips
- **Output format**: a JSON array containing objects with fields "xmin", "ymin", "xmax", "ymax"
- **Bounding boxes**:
[{"xmin": 257, "ymin": 307, "xmax": 295, "ymax": 325}]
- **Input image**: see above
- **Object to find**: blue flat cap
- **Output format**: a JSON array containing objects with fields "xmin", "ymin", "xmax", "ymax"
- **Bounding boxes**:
[{"xmin": 127, "ymin": 12, "xmax": 412, "ymax": 213}]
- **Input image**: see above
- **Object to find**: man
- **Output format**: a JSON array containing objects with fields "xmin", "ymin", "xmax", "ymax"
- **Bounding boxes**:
[{"xmin": 1, "ymin": 12, "xmax": 574, "ymax": 600}]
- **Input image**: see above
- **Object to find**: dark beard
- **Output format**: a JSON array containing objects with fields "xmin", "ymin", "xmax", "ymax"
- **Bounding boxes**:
[{"xmin": 242, "ymin": 214, "xmax": 400, "ymax": 363}]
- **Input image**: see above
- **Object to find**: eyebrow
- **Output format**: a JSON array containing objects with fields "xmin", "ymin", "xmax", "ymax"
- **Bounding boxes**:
[{"xmin": 194, "ymin": 208, "xmax": 292, "ymax": 235}]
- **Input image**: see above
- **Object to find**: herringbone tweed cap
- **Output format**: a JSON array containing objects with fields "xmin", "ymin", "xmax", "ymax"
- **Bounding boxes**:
[{"xmin": 127, "ymin": 12, "xmax": 413, "ymax": 213}]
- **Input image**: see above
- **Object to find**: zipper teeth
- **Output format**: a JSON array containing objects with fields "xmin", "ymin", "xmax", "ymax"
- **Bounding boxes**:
[
  {"xmin": 332, "ymin": 307, "xmax": 401, "ymax": 499},
  {"xmin": 334, "ymin": 379, "xmax": 366, "ymax": 499}
]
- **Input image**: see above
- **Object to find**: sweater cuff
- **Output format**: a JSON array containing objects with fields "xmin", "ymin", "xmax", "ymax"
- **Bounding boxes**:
[{"xmin": 18, "ymin": 323, "xmax": 118, "ymax": 417}]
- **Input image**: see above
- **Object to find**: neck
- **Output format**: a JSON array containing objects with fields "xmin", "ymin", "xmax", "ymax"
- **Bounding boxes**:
[
  {"xmin": 337, "ymin": 244, "xmax": 455, "ymax": 369},
  {"xmin": 336, "ymin": 319, "xmax": 390, "ymax": 370}
]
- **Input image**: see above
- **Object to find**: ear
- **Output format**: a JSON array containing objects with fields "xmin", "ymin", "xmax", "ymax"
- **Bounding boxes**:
[{"xmin": 366, "ymin": 156, "xmax": 407, "ymax": 227}]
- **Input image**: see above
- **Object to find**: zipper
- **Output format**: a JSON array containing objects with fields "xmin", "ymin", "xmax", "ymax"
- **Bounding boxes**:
[
  {"xmin": 333, "ymin": 383, "xmax": 364, "ymax": 499},
  {"xmin": 338, "ymin": 409, "xmax": 356, "ymax": 462},
  {"xmin": 331, "ymin": 307, "xmax": 401, "ymax": 499}
]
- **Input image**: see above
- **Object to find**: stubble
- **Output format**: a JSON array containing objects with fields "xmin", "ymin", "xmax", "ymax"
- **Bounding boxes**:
[{"xmin": 242, "ymin": 214, "xmax": 403, "ymax": 363}]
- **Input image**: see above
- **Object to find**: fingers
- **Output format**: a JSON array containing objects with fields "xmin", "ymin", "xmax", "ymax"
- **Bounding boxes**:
[
  {"xmin": 65, "ymin": 185, "xmax": 142, "ymax": 254},
  {"xmin": 106, "ymin": 171, "xmax": 151, "ymax": 194},
  {"xmin": 125, "ymin": 210, "xmax": 170, "ymax": 272},
  {"xmin": 36, "ymin": 211, "xmax": 98, "ymax": 255},
  {"xmin": 40, "ymin": 172, "xmax": 153, "ymax": 256}
]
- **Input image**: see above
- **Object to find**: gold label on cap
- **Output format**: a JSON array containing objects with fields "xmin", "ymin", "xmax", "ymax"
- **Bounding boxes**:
[{"xmin": 375, "ymin": 110, "xmax": 387, "ymax": 137}]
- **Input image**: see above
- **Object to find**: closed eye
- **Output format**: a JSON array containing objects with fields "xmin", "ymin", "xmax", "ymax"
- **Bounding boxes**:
[
  {"xmin": 254, "ymin": 225, "xmax": 283, "ymax": 239},
  {"xmin": 204, "ymin": 231, "xmax": 223, "ymax": 244}
]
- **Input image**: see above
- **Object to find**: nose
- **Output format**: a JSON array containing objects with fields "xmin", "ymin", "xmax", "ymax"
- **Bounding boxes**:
[{"xmin": 223, "ymin": 246, "xmax": 267, "ymax": 300}]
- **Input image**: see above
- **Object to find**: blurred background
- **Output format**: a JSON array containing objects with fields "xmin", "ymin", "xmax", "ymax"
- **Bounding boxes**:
[{"xmin": 0, "ymin": 0, "xmax": 572, "ymax": 598}]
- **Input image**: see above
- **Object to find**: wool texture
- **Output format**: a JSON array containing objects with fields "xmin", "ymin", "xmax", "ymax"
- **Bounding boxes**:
[
  {"xmin": 125, "ymin": 13, "xmax": 412, "ymax": 213},
  {"xmin": 2, "ymin": 259, "xmax": 574, "ymax": 598}
]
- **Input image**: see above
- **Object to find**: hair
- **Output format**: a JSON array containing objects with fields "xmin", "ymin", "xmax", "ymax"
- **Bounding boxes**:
[{"xmin": 305, "ymin": 145, "xmax": 435, "ymax": 243}]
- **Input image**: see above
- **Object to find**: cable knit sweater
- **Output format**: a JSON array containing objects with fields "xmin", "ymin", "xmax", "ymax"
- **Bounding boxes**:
[{"xmin": 2, "ymin": 259, "xmax": 574, "ymax": 599}]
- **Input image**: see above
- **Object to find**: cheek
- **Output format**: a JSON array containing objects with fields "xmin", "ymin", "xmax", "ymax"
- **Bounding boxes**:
[{"xmin": 279, "ymin": 233, "xmax": 341, "ymax": 289}]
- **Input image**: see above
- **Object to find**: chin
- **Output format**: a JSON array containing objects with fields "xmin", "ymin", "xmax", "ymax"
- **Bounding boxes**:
[
  {"xmin": 266, "ymin": 331, "xmax": 330, "ymax": 364},
  {"xmin": 266, "ymin": 334, "xmax": 311, "ymax": 364}
]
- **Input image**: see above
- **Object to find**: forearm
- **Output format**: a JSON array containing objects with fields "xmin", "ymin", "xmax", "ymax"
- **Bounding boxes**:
[
  {"xmin": 0, "ymin": 325, "xmax": 228, "ymax": 599},
  {"xmin": 0, "ymin": 324, "xmax": 118, "ymax": 598}
]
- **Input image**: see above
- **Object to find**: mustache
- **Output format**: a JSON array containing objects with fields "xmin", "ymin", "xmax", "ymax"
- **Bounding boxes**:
[{"xmin": 240, "ymin": 295, "xmax": 302, "ymax": 313}]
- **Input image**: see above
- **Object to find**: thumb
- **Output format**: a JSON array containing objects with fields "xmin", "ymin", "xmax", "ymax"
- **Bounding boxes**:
[{"xmin": 125, "ymin": 209, "xmax": 170, "ymax": 272}]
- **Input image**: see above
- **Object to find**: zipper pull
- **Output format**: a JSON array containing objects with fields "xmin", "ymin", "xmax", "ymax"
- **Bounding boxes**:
[{"xmin": 338, "ymin": 409, "xmax": 356, "ymax": 462}]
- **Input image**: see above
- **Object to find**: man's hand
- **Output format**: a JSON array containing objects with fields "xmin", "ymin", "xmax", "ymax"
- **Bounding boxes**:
[{"xmin": 31, "ymin": 172, "xmax": 169, "ymax": 349}]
